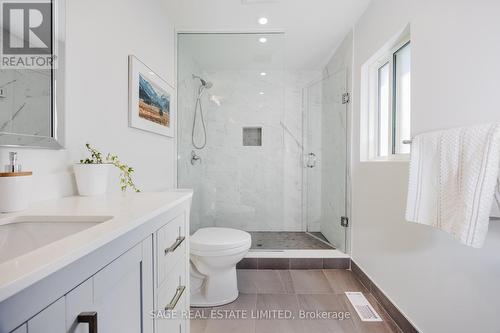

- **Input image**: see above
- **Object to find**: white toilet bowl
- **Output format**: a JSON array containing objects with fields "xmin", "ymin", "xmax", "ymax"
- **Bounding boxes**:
[{"xmin": 190, "ymin": 227, "xmax": 251, "ymax": 307}]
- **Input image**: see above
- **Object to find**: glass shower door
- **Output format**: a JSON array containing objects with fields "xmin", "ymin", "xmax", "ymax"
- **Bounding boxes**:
[{"xmin": 304, "ymin": 69, "xmax": 347, "ymax": 252}]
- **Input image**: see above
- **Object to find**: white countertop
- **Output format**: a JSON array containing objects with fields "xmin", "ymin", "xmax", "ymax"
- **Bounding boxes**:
[{"xmin": 0, "ymin": 190, "xmax": 193, "ymax": 303}]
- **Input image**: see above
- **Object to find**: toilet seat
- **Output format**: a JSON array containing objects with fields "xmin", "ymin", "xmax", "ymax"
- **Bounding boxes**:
[{"xmin": 191, "ymin": 227, "xmax": 251, "ymax": 256}]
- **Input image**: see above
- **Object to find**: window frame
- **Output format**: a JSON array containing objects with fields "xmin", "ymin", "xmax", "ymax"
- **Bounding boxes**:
[
  {"xmin": 375, "ymin": 59, "xmax": 392, "ymax": 157},
  {"xmin": 371, "ymin": 37, "xmax": 411, "ymax": 160}
]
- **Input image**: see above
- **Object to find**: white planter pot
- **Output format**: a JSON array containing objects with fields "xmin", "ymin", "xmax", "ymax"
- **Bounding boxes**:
[{"xmin": 73, "ymin": 164, "xmax": 112, "ymax": 196}]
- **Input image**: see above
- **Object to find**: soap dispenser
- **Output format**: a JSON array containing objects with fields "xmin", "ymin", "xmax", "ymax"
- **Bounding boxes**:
[
  {"xmin": 0, "ymin": 152, "xmax": 33, "ymax": 213},
  {"xmin": 5, "ymin": 152, "xmax": 22, "ymax": 172}
]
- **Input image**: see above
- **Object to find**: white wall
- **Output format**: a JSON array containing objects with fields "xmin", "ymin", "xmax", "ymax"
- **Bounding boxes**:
[
  {"xmin": 0, "ymin": 0, "xmax": 177, "ymax": 202},
  {"xmin": 349, "ymin": 0, "xmax": 500, "ymax": 332}
]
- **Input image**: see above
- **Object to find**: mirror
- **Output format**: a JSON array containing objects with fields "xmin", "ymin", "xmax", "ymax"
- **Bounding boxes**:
[{"xmin": 0, "ymin": 0, "xmax": 65, "ymax": 149}]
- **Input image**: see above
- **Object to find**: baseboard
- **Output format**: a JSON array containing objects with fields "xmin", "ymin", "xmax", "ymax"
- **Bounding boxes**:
[
  {"xmin": 237, "ymin": 257, "xmax": 350, "ymax": 270},
  {"xmin": 246, "ymin": 249, "xmax": 349, "ymax": 258},
  {"xmin": 351, "ymin": 261, "xmax": 419, "ymax": 333}
]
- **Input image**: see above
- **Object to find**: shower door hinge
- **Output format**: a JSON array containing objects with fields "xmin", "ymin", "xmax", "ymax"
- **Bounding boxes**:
[
  {"xmin": 340, "ymin": 216, "xmax": 349, "ymax": 227},
  {"xmin": 342, "ymin": 92, "xmax": 350, "ymax": 105}
]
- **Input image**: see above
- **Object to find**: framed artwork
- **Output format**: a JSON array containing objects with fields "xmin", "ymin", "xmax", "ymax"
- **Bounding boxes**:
[{"xmin": 128, "ymin": 55, "xmax": 175, "ymax": 137}]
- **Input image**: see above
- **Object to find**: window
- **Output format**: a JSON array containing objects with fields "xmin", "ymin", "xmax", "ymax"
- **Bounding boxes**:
[
  {"xmin": 393, "ymin": 42, "xmax": 411, "ymax": 154},
  {"xmin": 373, "ymin": 40, "xmax": 411, "ymax": 158},
  {"xmin": 377, "ymin": 63, "xmax": 390, "ymax": 156}
]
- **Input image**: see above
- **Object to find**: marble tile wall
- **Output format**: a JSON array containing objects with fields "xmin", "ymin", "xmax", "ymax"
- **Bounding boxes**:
[
  {"xmin": 0, "ymin": 69, "xmax": 51, "ymax": 136},
  {"xmin": 178, "ymin": 63, "xmax": 318, "ymax": 232},
  {"xmin": 177, "ymin": 49, "xmax": 204, "ymax": 232},
  {"xmin": 303, "ymin": 79, "xmax": 323, "ymax": 233}
]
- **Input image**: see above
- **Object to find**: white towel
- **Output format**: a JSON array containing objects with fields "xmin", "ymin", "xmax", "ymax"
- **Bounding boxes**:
[
  {"xmin": 406, "ymin": 123, "xmax": 500, "ymax": 248},
  {"xmin": 491, "ymin": 176, "xmax": 500, "ymax": 218}
]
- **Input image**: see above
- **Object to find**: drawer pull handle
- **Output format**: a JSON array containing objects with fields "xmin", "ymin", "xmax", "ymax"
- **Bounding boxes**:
[
  {"xmin": 165, "ymin": 285, "xmax": 186, "ymax": 310},
  {"xmin": 77, "ymin": 312, "xmax": 98, "ymax": 333},
  {"xmin": 165, "ymin": 236, "xmax": 185, "ymax": 254}
]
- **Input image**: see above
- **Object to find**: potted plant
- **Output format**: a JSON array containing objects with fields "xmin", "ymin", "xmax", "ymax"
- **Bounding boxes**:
[{"xmin": 73, "ymin": 143, "xmax": 140, "ymax": 196}]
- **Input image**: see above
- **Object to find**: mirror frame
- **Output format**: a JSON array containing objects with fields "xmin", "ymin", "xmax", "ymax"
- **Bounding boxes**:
[{"xmin": 0, "ymin": 0, "xmax": 66, "ymax": 149}]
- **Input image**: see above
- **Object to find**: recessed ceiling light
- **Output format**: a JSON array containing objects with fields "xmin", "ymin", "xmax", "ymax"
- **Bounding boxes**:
[
  {"xmin": 258, "ymin": 17, "xmax": 268, "ymax": 25},
  {"xmin": 260, "ymin": 72, "xmax": 267, "ymax": 76},
  {"xmin": 259, "ymin": 37, "xmax": 267, "ymax": 43},
  {"xmin": 242, "ymin": 0, "xmax": 280, "ymax": 4},
  {"xmin": 259, "ymin": 91, "xmax": 265, "ymax": 95}
]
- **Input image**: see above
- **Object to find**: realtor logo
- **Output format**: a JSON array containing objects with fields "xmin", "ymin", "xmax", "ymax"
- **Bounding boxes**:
[{"xmin": 1, "ymin": 0, "xmax": 54, "ymax": 68}]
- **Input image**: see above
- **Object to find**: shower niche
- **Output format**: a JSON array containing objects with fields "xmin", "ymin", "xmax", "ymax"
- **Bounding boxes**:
[{"xmin": 242, "ymin": 127, "xmax": 262, "ymax": 146}]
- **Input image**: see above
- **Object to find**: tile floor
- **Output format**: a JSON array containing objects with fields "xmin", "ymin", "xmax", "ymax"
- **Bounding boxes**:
[
  {"xmin": 309, "ymin": 232, "xmax": 330, "ymax": 243},
  {"xmin": 249, "ymin": 232, "xmax": 334, "ymax": 250},
  {"xmin": 190, "ymin": 269, "xmax": 402, "ymax": 333}
]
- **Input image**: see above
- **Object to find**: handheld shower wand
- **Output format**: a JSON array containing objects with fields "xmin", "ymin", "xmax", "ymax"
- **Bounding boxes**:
[{"xmin": 191, "ymin": 75, "xmax": 213, "ymax": 150}]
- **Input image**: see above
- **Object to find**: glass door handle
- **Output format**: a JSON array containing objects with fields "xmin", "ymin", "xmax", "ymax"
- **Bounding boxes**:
[{"xmin": 306, "ymin": 153, "xmax": 317, "ymax": 168}]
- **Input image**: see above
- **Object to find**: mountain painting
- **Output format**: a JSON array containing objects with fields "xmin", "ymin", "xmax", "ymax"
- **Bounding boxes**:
[{"xmin": 138, "ymin": 74, "xmax": 170, "ymax": 127}]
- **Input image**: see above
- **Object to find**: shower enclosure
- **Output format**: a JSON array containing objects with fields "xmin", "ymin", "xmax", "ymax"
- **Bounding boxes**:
[
  {"xmin": 177, "ymin": 33, "xmax": 348, "ymax": 253},
  {"xmin": 303, "ymin": 70, "xmax": 348, "ymax": 251}
]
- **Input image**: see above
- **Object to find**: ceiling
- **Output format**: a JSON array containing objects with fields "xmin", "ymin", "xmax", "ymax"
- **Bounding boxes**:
[
  {"xmin": 164, "ymin": 0, "xmax": 371, "ymax": 70},
  {"xmin": 178, "ymin": 33, "xmax": 287, "ymax": 70}
]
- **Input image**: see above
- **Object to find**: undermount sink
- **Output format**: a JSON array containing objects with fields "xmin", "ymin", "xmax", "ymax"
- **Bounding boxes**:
[{"xmin": 0, "ymin": 216, "xmax": 112, "ymax": 265}]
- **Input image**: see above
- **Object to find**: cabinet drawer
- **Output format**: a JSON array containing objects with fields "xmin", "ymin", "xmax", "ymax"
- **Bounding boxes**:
[
  {"xmin": 157, "ymin": 260, "xmax": 187, "ymax": 312},
  {"xmin": 156, "ymin": 263, "xmax": 187, "ymax": 333},
  {"xmin": 157, "ymin": 214, "xmax": 187, "ymax": 286},
  {"xmin": 156, "ymin": 298, "xmax": 187, "ymax": 333}
]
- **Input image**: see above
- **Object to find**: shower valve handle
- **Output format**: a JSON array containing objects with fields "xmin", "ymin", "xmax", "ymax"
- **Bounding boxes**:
[{"xmin": 191, "ymin": 150, "xmax": 202, "ymax": 165}]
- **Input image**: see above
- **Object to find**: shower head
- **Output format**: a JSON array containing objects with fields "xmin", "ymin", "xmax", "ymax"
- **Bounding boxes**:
[
  {"xmin": 193, "ymin": 74, "xmax": 213, "ymax": 89},
  {"xmin": 203, "ymin": 81, "xmax": 213, "ymax": 89}
]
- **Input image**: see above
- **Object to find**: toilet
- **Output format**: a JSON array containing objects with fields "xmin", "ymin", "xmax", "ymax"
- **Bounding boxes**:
[{"xmin": 190, "ymin": 227, "xmax": 251, "ymax": 307}]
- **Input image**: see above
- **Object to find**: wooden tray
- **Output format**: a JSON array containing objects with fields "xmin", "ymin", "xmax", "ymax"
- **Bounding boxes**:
[{"xmin": 0, "ymin": 172, "xmax": 33, "ymax": 177}]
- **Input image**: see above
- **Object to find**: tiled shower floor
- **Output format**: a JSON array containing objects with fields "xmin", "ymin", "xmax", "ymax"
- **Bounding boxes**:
[
  {"xmin": 249, "ymin": 232, "xmax": 334, "ymax": 250},
  {"xmin": 309, "ymin": 232, "xmax": 329, "ymax": 243}
]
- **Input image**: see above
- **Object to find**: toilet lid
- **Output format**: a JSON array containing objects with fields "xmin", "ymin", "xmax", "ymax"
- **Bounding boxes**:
[{"xmin": 191, "ymin": 227, "xmax": 251, "ymax": 252}]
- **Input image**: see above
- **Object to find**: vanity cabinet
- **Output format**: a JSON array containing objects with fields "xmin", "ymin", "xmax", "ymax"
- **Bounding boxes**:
[
  {"xmin": 65, "ymin": 237, "xmax": 153, "ymax": 333},
  {"xmin": 4, "ymin": 203, "xmax": 191, "ymax": 333},
  {"xmin": 9, "ymin": 327, "xmax": 26, "ymax": 333},
  {"xmin": 27, "ymin": 298, "xmax": 66, "ymax": 333},
  {"xmin": 155, "ymin": 214, "xmax": 190, "ymax": 333},
  {"xmin": 155, "ymin": 213, "xmax": 189, "ymax": 333},
  {"xmin": 8, "ymin": 299, "xmax": 65, "ymax": 333},
  {"xmin": 156, "ymin": 214, "xmax": 187, "ymax": 287},
  {"xmin": 10, "ymin": 238, "xmax": 153, "ymax": 333}
]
